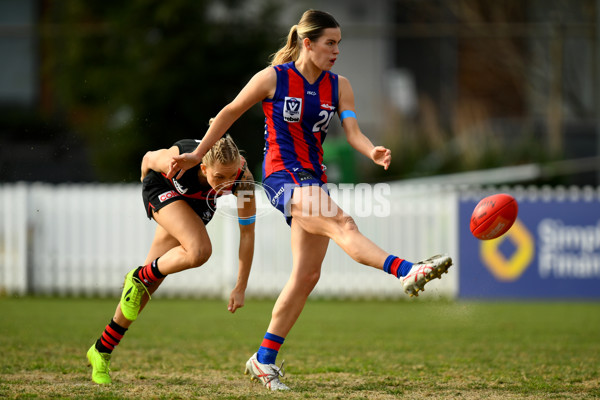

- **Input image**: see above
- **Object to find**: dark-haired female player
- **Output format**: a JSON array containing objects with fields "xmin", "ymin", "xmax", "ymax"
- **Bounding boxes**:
[
  {"xmin": 168, "ymin": 9, "xmax": 452, "ymax": 391},
  {"xmin": 86, "ymin": 134, "xmax": 256, "ymax": 384}
]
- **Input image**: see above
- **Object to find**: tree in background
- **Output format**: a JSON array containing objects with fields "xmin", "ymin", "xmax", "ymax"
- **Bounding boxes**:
[
  {"xmin": 41, "ymin": 0, "xmax": 280, "ymax": 182},
  {"xmin": 381, "ymin": 0, "xmax": 597, "ymax": 185}
]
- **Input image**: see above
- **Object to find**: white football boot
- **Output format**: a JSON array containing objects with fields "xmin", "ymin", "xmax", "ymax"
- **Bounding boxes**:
[
  {"xmin": 244, "ymin": 353, "xmax": 290, "ymax": 391},
  {"xmin": 402, "ymin": 254, "xmax": 453, "ymax": 297}
]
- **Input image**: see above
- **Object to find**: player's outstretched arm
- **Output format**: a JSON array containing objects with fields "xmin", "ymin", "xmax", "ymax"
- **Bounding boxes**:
[
  {"xmin": 228, "ymin": 164, "xmax": 257, "ymax": 313},
  {"xmin": 167, "ymin": 67, "xmax": 277, "ymax": 180}
]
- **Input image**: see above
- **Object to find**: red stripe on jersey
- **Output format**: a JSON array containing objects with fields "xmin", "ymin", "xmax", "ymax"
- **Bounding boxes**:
[
  {"xmin": 263, "ymin": 101, "xmax": 285, "ymax": 177},
  {"xmin": 286, "ymin": 170, "xmax": 300, "ymax": 185},
  {"xmin": 287, "ymin": 69, "xmax": 312, "ymax": 170},
  {"xmin": 318, "ymin": 74, "xmax": 333, "ymax": 114},
  {"xmin": 183, "ymin": 192, "xmax": 213, "ymax": 200},
  {"xmin": 314, "ymin": 74, "xmax": 335, "ymax": 167},
  {"xmin": 159, "ymin": 173, "xmax": 222, "ymax": 200}
]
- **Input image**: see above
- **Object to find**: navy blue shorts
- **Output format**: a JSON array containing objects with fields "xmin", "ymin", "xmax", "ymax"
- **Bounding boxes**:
[{"xmin": 263, "ymin": 169, "xmax": 329, "ymax": 226}]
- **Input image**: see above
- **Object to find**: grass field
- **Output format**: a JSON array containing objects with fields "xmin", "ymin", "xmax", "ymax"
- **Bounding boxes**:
[{"xmin": 0, "ymin": 297, "xmax": 599, "ymax": 399}]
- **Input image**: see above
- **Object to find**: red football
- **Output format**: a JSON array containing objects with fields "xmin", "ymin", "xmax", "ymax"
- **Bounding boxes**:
[{"xmin": 470, "ymin": 193, "xmax": 518, "ymax": 240}]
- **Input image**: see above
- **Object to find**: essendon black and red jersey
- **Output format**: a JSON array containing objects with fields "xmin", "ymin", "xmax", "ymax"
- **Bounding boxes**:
[{"xmin": 155, "ymin": 139, "xmax": 244, "ymax": 201}]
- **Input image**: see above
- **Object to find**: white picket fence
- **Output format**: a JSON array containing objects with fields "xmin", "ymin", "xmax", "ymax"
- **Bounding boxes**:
[{"xmin": 0, "ymin": 182, "xmax": 459, "ymax": 299}]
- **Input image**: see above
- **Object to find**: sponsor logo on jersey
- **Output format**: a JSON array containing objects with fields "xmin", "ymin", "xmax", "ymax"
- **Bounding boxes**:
[
  {"xmin": 158, "ymin": 190, "xmax": 179, "ymax": 203},
  {"xmin": 306, "ymin": 90, "xmax": 317, "ymax": 96},
  {"xmin": 270, "ymin": 186, "xmax": 287, "ymax": 205},
  {"xmin": 321, "ymin": 103, "xmax": 335, "ymax": 111},
  {"xmin": 172, "ymin": 179, "xmax": 188, "ymax": 194},
  {"xmin": 297, "ymin": 170, "xmax": 314, "ymax": 181},
  {"xmin": 201, "ymin": 210, "xmax": 213, "ymax": 222},
  {"xmin": 283, "ymin": 97, "xmax": 302, "ymax": 123}
]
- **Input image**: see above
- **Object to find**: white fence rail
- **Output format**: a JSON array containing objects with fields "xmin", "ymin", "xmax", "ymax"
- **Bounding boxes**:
[{"xmin": 0, "ymin": 182, "xmax": 458, "ymax": 299}]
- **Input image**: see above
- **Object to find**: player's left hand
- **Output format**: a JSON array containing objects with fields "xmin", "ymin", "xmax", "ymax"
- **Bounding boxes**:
[
  {"xmin": 167, "ymin": 152, "xmax": 202, "ymax": 180},
  {"xmin": 228, "ymin": 288, "xmax": 245, "ymax": 313},
  {"xmin": 371, "ymin": 146, "xmax": 391, "ymax": 170}
]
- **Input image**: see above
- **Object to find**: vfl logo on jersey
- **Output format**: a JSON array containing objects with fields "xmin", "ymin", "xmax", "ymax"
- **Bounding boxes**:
[{"xmin": 283, "ymin": 97, "xmax": 302, "ymax": 123}]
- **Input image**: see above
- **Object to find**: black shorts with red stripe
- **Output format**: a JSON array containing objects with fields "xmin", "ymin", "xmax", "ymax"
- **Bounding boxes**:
[{"xmin": 141, "ymin": 171, "xmax": 216, "ymax": 225}]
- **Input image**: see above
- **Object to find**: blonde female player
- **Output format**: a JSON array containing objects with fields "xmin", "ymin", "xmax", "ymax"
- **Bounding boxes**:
[
  {"xmin": 86, "ymin": 133, "xmax": 256, "ymax": 384},
  {"xmin": 168, "ymin": 10, "xmax": 452, "ymax": 391}
]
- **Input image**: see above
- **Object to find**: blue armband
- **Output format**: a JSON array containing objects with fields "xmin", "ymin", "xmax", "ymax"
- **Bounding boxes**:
[
  {"xmin": 238, "ymin": 215, "xmax": 256, "ymax": 225},
  {"xmin": 340, "ymin": 110, "xmax": 357, "ymax": 123}
]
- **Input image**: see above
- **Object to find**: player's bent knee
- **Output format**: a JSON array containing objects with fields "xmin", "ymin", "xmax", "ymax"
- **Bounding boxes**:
[
  {"xmin": 341, "ymin": 215, "xmax": 359, "ymax": 232},
  {"xmin": 297, "ymin": 270, "xmax": 321, "ymax": 289},
  {"xmin": 187, "ymin": 245, "xmax": 212, "ymax": 268}
]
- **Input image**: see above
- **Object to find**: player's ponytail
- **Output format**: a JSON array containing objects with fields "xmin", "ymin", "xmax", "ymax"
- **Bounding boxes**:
[
  {"xmin": 270, "ymin": 25, "xmax": 300, "ymax": 66},
  {"xmin": 202, "ymin": 118, "xmax": 240, "ymax": 167},
  {"xmin": 270, "ymin": 10, "xmax": 340, "ymax": 67}
]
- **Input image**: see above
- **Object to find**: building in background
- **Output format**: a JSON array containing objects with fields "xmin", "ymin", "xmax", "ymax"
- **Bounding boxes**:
[
  {"xmin": 1, "ymin": 0, "xmax": 599, "ymax": 185},
  {"xmin": 0, "ymin": 0, "xmax": 36, "ymax": 106}
]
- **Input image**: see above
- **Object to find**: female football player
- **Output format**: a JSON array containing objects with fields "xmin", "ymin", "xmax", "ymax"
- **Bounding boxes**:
[
  {"xmin": 86, "ymin": 131, "xmax": 256, "ymax": 384},
  {"xmin": 167, "ymin": 10, "xmax": 452, "ymax": 391}
]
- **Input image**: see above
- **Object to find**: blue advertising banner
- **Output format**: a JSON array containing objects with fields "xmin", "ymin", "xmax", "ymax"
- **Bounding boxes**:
[{"xmin": 459, "ymin": 197, "xmax": 600, "ymax": 299}]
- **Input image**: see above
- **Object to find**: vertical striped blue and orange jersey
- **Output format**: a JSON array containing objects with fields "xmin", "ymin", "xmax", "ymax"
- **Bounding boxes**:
[{"xmin": 262, "ymin": 62, "xmax": 339, "ymax": 183}]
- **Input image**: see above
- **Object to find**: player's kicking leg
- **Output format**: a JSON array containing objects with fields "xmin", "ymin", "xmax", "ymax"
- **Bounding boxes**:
[{"xmin": 401, "ymin": 254, "xmax": 452, "ymax": 297}]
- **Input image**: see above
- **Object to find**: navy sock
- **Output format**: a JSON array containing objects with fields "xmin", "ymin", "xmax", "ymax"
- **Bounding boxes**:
[
  {"xmin": 256, "ymin": 332, "xmax": 285, "ymax": 365},
  {"xmin": 383, "ymin": 255, "xmax": 413, "ymax": 278}
]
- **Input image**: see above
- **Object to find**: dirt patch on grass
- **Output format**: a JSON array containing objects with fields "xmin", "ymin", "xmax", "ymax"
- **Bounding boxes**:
[{"xmin": 1, "ymin": 370, "xmax": 598, "ymax": 400}]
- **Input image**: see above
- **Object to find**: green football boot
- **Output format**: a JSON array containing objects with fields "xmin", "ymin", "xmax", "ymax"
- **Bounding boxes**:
[
  {"xmin": 86, "ymin": 345, "xmax": 111, "ymax": 384},
  {"xmin": 119, "ymin": 268, "xmax": 150, "ymax": 321}
]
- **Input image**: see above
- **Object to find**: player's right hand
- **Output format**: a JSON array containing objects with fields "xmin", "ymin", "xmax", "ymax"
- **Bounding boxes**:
[
  {"xmin": 166, "ymin": 152, "xmax": 202, "ymax": 179},
  {"xmin": 371, "ymin": 146, "xmax": 391, "ymax": 170}
]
